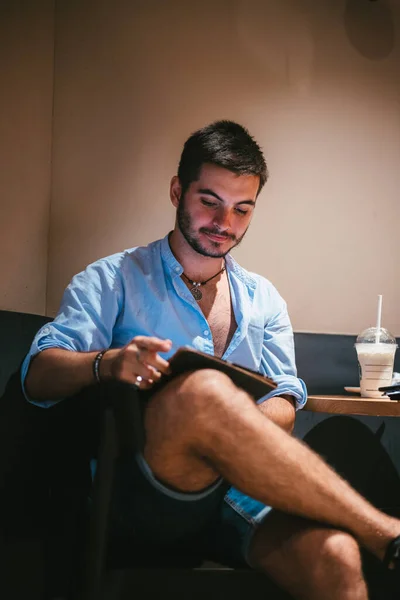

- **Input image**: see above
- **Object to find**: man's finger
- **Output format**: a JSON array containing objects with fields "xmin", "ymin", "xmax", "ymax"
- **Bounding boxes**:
[
  {"xmin": 136, "ymin": 347, "xmax": 170, "ymax": 375},
  {"xmin": 133, "ymin": 336, "xmax": 172, "ymax": 352}
]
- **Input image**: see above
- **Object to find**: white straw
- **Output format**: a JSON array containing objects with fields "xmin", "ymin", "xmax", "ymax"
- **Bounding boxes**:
[{"xmin": 375, "ymin": 294, "xmax": 382, "ymax": 343}]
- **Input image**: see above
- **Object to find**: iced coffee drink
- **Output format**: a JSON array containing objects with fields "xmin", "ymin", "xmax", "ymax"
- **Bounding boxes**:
[{"xmin": 355, "ymin": 327, "xmax": 397, "ymax": 399}]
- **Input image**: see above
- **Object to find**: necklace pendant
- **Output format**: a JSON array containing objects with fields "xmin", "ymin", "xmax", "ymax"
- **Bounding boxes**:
[{"xmin": 190, "ymin": 286, "xmax": 203, "ymax": 301}]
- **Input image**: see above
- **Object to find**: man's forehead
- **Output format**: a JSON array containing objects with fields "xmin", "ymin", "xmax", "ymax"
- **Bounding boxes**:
[{"xmin": 195, "ymin": 164, "xmax": 259, "ymax": 196}]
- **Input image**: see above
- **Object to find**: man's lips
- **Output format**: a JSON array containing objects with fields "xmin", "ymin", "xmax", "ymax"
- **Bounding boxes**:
[{"xmin": 203, "ymin": 231, "xmax": 232, "ymax": 243}]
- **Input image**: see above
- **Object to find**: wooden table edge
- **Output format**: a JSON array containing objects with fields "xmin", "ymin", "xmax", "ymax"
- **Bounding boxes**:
[{"xmin": 304, "ymin": 394, "xmax": 400, "ymax": 417}]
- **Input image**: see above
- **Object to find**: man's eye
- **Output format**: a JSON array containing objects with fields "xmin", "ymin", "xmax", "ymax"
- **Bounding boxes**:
[
  {"xmin": 201, "ymin": 199, "xmax": 217, "ymax": 208},
  {"xmin": 235, "ymin": 208, "xmax": 248, "ymax": 216}
]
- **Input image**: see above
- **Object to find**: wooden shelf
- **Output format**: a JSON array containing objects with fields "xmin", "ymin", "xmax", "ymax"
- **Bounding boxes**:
[{"xmin": 305, "ymin": 395, "xmax": 400, "ymax": 417}]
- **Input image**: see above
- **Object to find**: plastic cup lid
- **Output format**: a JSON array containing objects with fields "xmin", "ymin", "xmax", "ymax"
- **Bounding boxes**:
[{"xmin": 355, "ymin": 327, "xmax": 397, "ymax": 345}]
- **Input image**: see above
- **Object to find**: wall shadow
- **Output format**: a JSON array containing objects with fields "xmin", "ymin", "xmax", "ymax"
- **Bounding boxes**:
[{"xmin": 344, "ymin": 0, "xmax": 395, "ymax": 60}]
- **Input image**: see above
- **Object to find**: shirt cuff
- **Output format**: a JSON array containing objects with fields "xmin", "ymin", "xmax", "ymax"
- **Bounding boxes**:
[
  {"xmin": 256, "ymin": 376, "xmax": 307, "ymax": 411},
  {"xmin": 21, "ymin": 346, "xmax": 67, "ymax": 408}
]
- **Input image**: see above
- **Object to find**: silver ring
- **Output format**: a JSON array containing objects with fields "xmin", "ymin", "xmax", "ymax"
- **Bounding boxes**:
[{"xmin": 134, "ymin": 375, "xmax": 143, "ymax": 388}]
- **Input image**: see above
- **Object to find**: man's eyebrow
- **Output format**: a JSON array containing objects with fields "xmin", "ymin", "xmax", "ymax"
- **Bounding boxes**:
[{"xmin": 198, "ymin": 188, "xmax": 256, "ymax": 207}]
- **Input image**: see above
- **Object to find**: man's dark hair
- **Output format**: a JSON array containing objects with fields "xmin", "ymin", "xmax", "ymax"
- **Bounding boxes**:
[{"xmin": 177, "ymin": 120, "xmax": 268, "ymax": 197}]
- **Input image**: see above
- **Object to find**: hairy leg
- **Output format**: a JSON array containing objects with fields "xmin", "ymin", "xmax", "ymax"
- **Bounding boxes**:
[
  {"xmin": 143, "ymin": 369, "xmax": 400, "ymax": 562},
  {"xmin": 248, "ymin": 512, "xmax": 368, "ymax": 600}
]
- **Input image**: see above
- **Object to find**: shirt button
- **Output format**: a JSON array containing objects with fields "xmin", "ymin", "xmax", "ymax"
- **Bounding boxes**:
[
  {"xmin": 175, "ymin": 266, "xmax": 180, "ymax": 272},
  {"xmin": 203, "ymin": 330, "xmax": 209, "ymax": 336}
]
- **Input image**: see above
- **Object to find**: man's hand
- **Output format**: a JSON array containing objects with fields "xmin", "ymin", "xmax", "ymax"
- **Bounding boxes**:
[{"xmin": 101, "ymin": 336, "xmax": 172, "ymax": 389}]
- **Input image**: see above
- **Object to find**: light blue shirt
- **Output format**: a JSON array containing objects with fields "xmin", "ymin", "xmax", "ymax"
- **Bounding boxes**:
[{"xmin": 22, "ymin": 234, "xmax": 307, "ymax": 408}]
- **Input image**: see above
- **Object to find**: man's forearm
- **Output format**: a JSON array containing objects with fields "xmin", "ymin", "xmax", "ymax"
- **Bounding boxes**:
[
  {"xmin": 258, "ymin": 395, "xmax": 296, "ymax": 434},
  {"xmin": 24, "ymin": 336, "xmax": 171, "ymax": 401},
  {"xmin": 25, "ymin": 348, "xmax": 99, "ymax": 401}
]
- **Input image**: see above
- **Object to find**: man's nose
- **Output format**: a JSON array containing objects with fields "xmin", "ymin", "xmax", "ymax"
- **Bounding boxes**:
[{"xmin": 213, "ymin": 207, "xmax": 231, "ymax": 230}]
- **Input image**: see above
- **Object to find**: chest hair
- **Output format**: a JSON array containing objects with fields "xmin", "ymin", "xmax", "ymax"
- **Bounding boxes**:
[{"xmin": 188, "ymin": 274, "xmax": 237, "ymax": 358}]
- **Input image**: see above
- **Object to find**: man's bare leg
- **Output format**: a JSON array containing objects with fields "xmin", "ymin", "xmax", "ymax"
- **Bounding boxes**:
[
  {"xmin": 143, "ymin": 369, "xmax": 400, "ymax": 566},
  {"xmin": 248, "ymin": 512, "xmax": 368, "ymax": 600}
]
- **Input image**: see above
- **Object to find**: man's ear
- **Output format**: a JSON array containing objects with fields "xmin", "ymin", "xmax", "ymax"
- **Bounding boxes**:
[{"xmin": 170, "ymin": 176, "xmax": 182, "ymax": 208}]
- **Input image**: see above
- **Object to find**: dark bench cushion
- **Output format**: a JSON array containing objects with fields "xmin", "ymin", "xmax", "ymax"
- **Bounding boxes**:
[
  {"xmin": 294, "ymin": 332, "xmax": 400, "ymax": 395},
  {"xmin": 0, "ymin": 310, "xmax": 51, "ymax": 395}
]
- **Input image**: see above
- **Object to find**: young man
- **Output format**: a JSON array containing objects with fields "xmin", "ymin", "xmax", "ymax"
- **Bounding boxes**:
[{"xmin": 24, "ymin": 121, "xmax": 399, "ymax": 599}]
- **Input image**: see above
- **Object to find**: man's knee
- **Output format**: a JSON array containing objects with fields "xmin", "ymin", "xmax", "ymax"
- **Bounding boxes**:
[
  {"xmin": 149, "ymin": 368, "xmax": 243, "ymax": 417},
  {"xmin": 144, "ymin": 368, "xmax": 254, "ymax": 446},
  {"xmin": 313, "ymin": 531, "xmax": 365, "ymax": 594},
  {"xmin": 176, "ymin": 368, "xmax": 237, "ymax": 401},
  {"xmin": 295, "ymin": 530, "xmax": 366, "ymax": 599},
  {"xmin": 322, "ymin": 531, "xmax": 362, "ymax": 571}
]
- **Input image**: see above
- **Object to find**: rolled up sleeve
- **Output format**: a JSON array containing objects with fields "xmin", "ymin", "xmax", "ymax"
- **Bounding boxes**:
[
  {"xmin": 258, "ymin": 295, "xmax": 307, "ymax": 410},
  {"xmin": 21, "ymin": 258, "xmax": 123, "ymax": 404}
]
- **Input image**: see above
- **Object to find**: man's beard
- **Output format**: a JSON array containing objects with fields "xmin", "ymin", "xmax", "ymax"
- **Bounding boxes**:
[{"xmin": 176, "ymin": 197, "xmax": 248, "ymax": 258}]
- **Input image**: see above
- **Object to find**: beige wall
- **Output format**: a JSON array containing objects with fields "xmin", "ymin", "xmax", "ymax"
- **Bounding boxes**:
[
  {"xmin": 0, "ymin": 0, "xmax": 54, "ymax": 314},
  {"xmin": 2, "ymin": 0, "xmax": 399, "ymax": 335},
  {"xmin": 48, "ymin": 0, "xmax": 400, "ymax": 335}
]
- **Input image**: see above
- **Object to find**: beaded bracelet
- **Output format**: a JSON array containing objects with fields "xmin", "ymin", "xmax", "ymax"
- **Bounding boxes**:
[{"xmin": 93, "ymin": 350, "xmax": 107, "ymax": 384}]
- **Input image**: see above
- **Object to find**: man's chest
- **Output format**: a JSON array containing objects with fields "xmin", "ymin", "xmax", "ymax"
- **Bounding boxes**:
[{"xmin": 196, "ymin": 279, "xmax": 237, "ymax": 358}]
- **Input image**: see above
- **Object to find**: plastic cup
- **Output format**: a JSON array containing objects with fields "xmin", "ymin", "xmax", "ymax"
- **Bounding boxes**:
[{"xmin": 355, "ymin": 327, "xmax": 397, "ymax": 399}]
